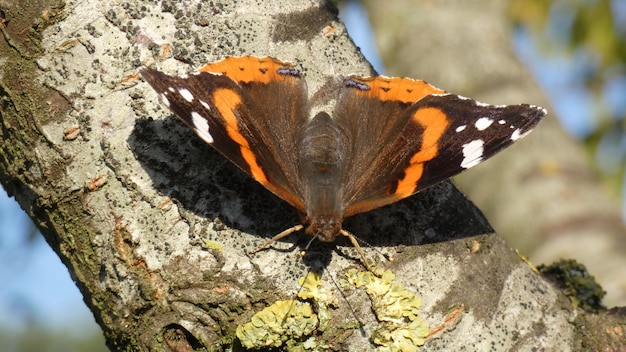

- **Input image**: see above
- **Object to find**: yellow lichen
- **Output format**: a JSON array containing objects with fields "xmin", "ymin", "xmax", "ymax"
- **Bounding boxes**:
[
  {"xmin": 346, "ymin": 269, "xmax": 429, "ymax": 351},
  {"xmin": 236, "ymin": 272, "xmax": 338, "ymax": 349},
  {"xmin": 202, "ymin": 240, "xmax": 223, "ymax": 251},
  {"xmin": 236, "ymin": 299, "xmax": 318, "ymax": 349}
]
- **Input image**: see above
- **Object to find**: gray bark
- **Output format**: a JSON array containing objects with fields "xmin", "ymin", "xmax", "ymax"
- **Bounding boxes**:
[{"xmin": 0, "ymin": 0, "xmax": 624, "ymax": 350}]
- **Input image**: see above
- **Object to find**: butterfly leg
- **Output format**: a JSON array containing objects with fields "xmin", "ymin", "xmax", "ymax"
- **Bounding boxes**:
[
  {"xmin": 248, "ymin": 224, "xmax": 304, "ymax": 255},
  {"xmin": 340, "ymin": 229, "xmax": 376, "ymax": 273}
]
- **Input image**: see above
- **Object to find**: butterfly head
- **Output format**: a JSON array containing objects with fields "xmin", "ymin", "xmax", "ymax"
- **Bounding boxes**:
[{"xmin": 305, "ymin": 215, "xmax": 343, "ymax": 242}]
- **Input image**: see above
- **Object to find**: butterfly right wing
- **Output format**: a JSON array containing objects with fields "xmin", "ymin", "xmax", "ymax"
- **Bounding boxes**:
[{"xmin": 333, "ymin": 76, "xmax": 546, "ymax": 217}]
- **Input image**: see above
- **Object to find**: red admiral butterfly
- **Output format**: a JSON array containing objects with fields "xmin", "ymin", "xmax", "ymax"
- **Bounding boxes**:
[{"xmin": 139, "ymin": 56, "xmax": 546, "ymax": 269}]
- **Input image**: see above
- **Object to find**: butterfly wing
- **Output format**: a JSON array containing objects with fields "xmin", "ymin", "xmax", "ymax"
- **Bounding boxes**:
[
  {"xmin": 139, "ymin": 57, "xmax": 309, "ymax": 212},
  {"xmin": 335, "ymin": 76, "xmax": 546, "ymax": 217}
]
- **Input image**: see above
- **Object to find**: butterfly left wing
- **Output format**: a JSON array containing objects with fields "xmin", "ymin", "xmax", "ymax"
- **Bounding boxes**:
[
  {"xmin": 334, "ymin": 76, "xmax": 546, "ymax": 217},
  {"xmin": 138, "ymin": 57, "xmax": 309, "ymax": 212}
]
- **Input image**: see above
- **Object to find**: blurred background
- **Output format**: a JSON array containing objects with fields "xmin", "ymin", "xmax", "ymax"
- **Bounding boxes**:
[{"xmin": 1, "ymin": 0, "xmax": 625, "ymax": 350}]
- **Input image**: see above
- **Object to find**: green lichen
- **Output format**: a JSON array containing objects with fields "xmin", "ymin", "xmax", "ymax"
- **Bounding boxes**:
[
  {"xmin": 371, "ymin": 319, "xmax": 431, "ymax": 352},
  {"xmin": 235, "ymin": 300, "xmax": 318, "ymax": 349},
  {"xmin": 236, "ymin": 272, "xmax": 332, "ymax": 350},
  {"xmin": 236, "ymin": 270, "xmax": 428, "ymax": 350},
  {"xmin": 538, "ymin": 259, "xmax": 606, "ymax": 313},
  {"xmin": 298, "ymin": 272, "xmax": 337, "ymax": 330},
  {"xmin": 346, "ymin": 269, "xmax": 429, "ymax": 352}
]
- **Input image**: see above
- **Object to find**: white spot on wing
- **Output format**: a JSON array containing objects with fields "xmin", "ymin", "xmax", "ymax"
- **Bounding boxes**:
[
  {"xmin": 199, "ymin": 100, "xmax": 211, "ymax": 110},
  {"xmin": 498, "ymin": 119, "xmax": 506, "ymax": 125},
  {"xmin": 475, "ymin": 117, "xmax": 494, "ymax": 131},
  {"xmin": 510, "ymin": 128, "xmax": 532, "ymax": 141},
  {"xmin": 456, "ymin": 125, "xmax": 466, "ymax": 133},
  {"xmin": 470, "ymin": 98, "xmax": 506, "ymax": 108},
  {"xmin": 461, "ymin": 139, "xmax": 484, "ymax": 169},
  {"xmin": 191, "ymin": 111, "xmax": 213, "ymax": 143},
  {"xmin": 168, "ymin": 87, "xmax": 175, "ymax": 92},
  {"xmin": 179, "ymin": 88, "xmax": 194, "ymax": 102}
]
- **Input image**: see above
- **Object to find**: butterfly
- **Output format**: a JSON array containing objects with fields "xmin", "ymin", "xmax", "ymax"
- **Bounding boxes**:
[{"xmin": 139, "ymin": 56, "xmax": 546, "ymax": 270}]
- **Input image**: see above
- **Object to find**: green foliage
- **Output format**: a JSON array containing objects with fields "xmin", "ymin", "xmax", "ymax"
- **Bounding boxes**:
[
  {"xmin": 508, "ymin": 0, "xmax": 625, "ymax": 70},
  {"xmin": 0, "ymin": 325, "xmax": 107, "ymax": 352},
  {"xmin": 508, "ymin": 0, "xmax": 626, "ymax": 198}
]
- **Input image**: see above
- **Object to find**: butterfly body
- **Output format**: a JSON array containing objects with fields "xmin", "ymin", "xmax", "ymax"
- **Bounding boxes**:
[
  {"xmin": 298, "ymin": 111, "xmax": 345, "ymax": 242},
  {"xmin": 139, "ymin": 56, "xmax": 546, "ymax": 251}
]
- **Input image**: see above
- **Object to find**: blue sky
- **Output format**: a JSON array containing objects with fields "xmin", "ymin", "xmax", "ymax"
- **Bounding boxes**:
[
  {"xmin": 0, "ymin": 188, "xmax": 99, "ymax": 334},
  {"xmin": 0, "ymin": 0, "xmax": 624, "ymax": 342}
]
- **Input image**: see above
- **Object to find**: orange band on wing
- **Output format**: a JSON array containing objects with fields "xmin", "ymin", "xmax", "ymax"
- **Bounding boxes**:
[
  {"xmin": 198, "ymin": 56, "xmax": 294, "ymax": 84},
  {"xmin": 351, "ymin": 76, "xmax": 446, "ymax": 103},
  {"xmin": 212, "ymin": 88, "xmax": 268, "ymax": 184},
  {"xmin": 393, "ymin": 107, "xmax": 450, "ymax": 197}
]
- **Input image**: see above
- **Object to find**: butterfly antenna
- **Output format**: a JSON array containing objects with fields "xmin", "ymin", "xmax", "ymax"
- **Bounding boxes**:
[
  {"xmin": 279, "ymin": 267, "xmax": 312, "ymax": 326},
  {"xmin": 248, "ymin": 224, "xmax": 304, "ymax": 255},
  {"xmin": 353, "ymin": 233, "xmax": 394, "ymax": 263},
  {"xmin": 323, "ymin": 266, "xmax": 367, "ymax": 336},
  {"xmin": 300, "ymin": 234, "xmax": 318, "ymax": 258}
]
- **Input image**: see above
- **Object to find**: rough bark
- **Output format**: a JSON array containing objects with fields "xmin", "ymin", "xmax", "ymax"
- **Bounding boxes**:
[
  {"xmin": 362, "ymin": 0, "xmax": 626, "ymax": 308},
  {"xmin": 0, "ymin": 0, "xmax": 624, "ymax": 351}
]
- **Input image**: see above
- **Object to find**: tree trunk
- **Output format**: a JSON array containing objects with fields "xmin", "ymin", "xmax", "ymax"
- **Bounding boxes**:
[{"xmin": 0, "ymin": 0, "xmax": 623, "ymax": 350}]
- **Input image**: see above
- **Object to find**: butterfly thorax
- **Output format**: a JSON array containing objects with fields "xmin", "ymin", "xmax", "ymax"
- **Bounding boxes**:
[{"xmin": 299, "ymin": 112, "xmax": 346, "ymax": 242}]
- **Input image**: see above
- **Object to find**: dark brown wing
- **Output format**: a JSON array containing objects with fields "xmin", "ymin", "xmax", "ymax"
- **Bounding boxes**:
[
  {"xmin": 334, "ymin": 76, "xmax": 546, "ymax": 217},
  {"xmin": 139, "ymin": 56, "xmax": 309, "ymax": 212}
]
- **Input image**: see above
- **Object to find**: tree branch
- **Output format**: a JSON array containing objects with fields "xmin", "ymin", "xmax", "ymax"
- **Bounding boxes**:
[{"xmin": 1, "ymin": 0, "xmax": 624, "ymax": 350}]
